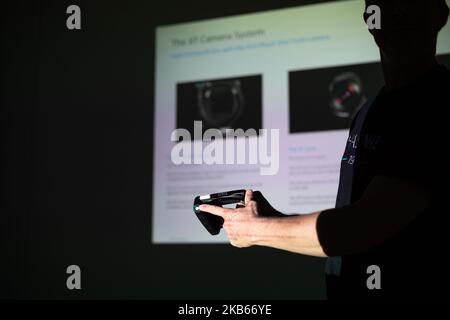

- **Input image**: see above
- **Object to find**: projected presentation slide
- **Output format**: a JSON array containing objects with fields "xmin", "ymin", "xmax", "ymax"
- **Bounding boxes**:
[{"xmin": 153, "ymin": 0, "xmax": 450, "ymax": 243}]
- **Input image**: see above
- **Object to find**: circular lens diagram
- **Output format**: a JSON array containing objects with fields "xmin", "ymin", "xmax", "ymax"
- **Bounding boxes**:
[
  {"xmin": 197, "ymin": 80, "xmax": 245, "ymax": 128},
  {"xmin": 329, "ymin": 72, "xmax": 367, "ymax": 119}
]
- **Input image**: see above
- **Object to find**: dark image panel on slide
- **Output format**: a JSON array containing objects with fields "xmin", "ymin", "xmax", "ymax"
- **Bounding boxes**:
[
  {"xmin": 177, "ymin": 75, "xmax": 262, "ymax": 139},
  {"xmin": 289, "ymin": 61, "xmax": 384, "ymax": 133}
]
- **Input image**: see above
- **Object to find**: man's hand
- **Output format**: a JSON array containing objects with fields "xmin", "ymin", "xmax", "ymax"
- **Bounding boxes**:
[
  {"xmin": 200, "ymin": 189, "xmax": 326, "ymax": 257},
  {"xmin": 199, "ymin": 189, "xmax": 267, "ymax": 248}
]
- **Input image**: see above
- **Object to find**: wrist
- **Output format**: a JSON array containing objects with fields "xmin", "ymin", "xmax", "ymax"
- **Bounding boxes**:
[{"xmin": 250, "ymin": 217, "xmax": 282, "ymax": 246}]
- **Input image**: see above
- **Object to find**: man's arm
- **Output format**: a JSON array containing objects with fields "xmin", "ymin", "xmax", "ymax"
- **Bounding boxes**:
[
  {"xmin": 248, "ymin": 212, "xmax": 326, "ymax": 257},
  {"xmin": 316, "ymin": 175, "xmax": 431, "ymax": 256},
  {"xmin": 200, "ymin": 196, "xmax": 326, "ymax": 257},
  {"xmin": 199, "ymin": 176, "xmax": 431, "ymax": 257}
]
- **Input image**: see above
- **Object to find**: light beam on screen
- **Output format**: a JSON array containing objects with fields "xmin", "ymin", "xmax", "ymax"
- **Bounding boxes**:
[{"xmin": 152, "ymin": 0, "xmax": 450, "ymax": 243}]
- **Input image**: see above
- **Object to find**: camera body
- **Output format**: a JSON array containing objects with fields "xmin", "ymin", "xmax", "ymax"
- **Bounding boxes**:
[{"xmin": 193, "ymin": 190, "xmax": 246, "ymax": 235}]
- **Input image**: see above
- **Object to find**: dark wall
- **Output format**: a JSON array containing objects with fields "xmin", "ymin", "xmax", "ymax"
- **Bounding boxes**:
[{"xmin": 2, "ymin": 0, "xmax": 335, "ymax": 299}]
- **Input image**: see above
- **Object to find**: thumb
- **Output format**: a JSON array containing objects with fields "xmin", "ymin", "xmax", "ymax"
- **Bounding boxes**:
[{"xmin": 244, "ymin": 189, "xmax": 254, "ymax": 205}]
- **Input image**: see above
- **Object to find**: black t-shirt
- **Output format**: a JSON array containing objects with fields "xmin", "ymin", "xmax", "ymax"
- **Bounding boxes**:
[{"xmin": 317, "ymin": 65, "xmax": 450, "ymax": 299}]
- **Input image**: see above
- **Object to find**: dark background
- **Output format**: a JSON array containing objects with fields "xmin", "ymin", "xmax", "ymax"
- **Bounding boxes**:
[{"xmin": 2, "ymin": 0, "xmax": 336, "ymax": 299}]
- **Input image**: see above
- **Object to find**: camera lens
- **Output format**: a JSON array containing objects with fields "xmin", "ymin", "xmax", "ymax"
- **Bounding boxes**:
[
  {"xmin": 197, "ymin": 80, "xmax": 244, "ymax": 128},
  {"xmin": 329, "ymin": 72, "xmax": 366, "ymax": 119}
]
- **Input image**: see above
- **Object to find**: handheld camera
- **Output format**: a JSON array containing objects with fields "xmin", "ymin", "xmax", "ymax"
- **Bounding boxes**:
[{"xmin": 193, "ymin": 190, "xmax": 246, "ymax": 235}]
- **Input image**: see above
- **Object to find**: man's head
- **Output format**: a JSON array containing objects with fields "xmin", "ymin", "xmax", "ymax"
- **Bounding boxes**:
[{"xmin": 364, "ymin": 0, "xmax": 449, "ymax": 65}]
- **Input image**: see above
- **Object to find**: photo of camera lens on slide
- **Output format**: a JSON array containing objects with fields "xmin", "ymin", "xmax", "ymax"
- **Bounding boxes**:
[
  {"xmin": 289, "ymin": 61, "xmax": 384, "ymax": 133},
  {"xmin": 177, "ymin": 75, "xmax": 262, "ymax": 138}
]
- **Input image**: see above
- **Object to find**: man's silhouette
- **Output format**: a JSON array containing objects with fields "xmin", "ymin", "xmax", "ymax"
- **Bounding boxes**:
[{"xmin": 200, "ymin": 0, "xmax": 450, "ymax": 298}]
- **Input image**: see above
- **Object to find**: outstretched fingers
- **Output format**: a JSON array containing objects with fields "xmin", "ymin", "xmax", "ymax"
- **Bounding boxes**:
[{"xmin": 199, "ymin": 204, "xmax": 233, "ymax": 218}]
